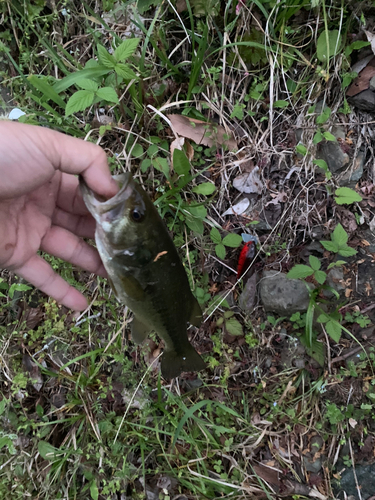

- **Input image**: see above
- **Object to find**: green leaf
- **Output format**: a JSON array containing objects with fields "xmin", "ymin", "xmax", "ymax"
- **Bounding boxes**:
[
  {"xmin": 316, "ymin": 106, "xmax": 331, "ymax": 125},
  {"xmin": 222, "ymin": 233, "xmax": 243, "ymax": 248},
  {"xmin": 345, "ymin": 40, "xmax": 370, "ymax": 57},
  {"xmin": 38, "ymin": 441, "xmax": 60, "ymax": 461},
  {"xmin": 317, "ymin": 313, "xmax": 330, "ymax": 323},
  {"xmin": 76, "ymin": 79, "xmax": 98, "ymax": 91},
  {"xmin": 0, "ymin": 398, "xmax": 7, "ymax": 416},
  {"xmin": 306, "ymin": 338, "xmax": 325, "ymax": 367},
  {"xmin": 90, "ymin": 481, "xmax": 99, "ymax": 500},
  {"xmin": 334, "ymin": 187, "xmax": 362, "ymax": 205},
  {"xmin": 97, "ymin": 45, "xmax": 116, "ymax": 68},
  {"xmin": 114, "ymin": 63, "xmax": 137, "ymax": 80},
  {"xmin": 313, "ymin": 159, "xmax": 329, "ymax": 171},
  {"xmin": 173, "ymin": 149, "xmax": 190, "ymax": 176},
  {"xmin": 225, "ymin": 318, "xmax": 243, "ymax": 336},
  {"xmin": 192, "ymin": 182, "xmax": 216, "ymax": 195},
  {"xmin": 296, "ymin": 144, "xmax": 307, "ymax": 155},
  {"xmin": 132, "ymin": 144, "xmax": 144, "ymax": 158},
  {"xmin": 309, "ymin": 255, "xmax": 321, "ymax": 271},
  {"xmin": 313, "ymin": 131, "xmax": 324, "ymax": 144},
  {"xmin": 317, "ymin": 29, "xmax": 342, "ymax": 62},
  {"xmin": 28, "ymin": 75, "xmax": 66, "ymax": 108},
  {"xmin": 65, "ymin": 90, "xmax": 94, "ymax": 116},
  {"xmin": 338, "ymin": 246, "xmax": 357, "ymax": 257},
  {"xmin": 320, "ymin": 240, "xmax": 339, "ymax": 253},
  {"xmin": 314, "ymin": 270, "xmax": 327, "ymax": 284},
  {"xmin": 185, "ymin": 217, "xmax": 204, "ymax": 234},
  {"xmin": 215, "ymin": 243, "xmax": 226, "ymax": 259},
  {"xmin": 273, "ymin": 100, "xmax": 289, "ymax": 108},
  {"xmin": 114, "ymin": 38, "xmax": 140, "ymax": 62},
  {"xmin": 53, "ymin": 65, "xmax": 111, "ymax": 93},
  {"xmin": 96, "ymin": 87, "xmax": 119, "ymax": 103},
  {"xmin": 140, "ymin": 158, "xmax": 151, "ymax": 172},
  {"xmin": 323, "ymin": 131, "xmax": 336, "ymax": 141},
  {"xmin": 8, "ymin": 283, "xmax": 32, "ymax": 299},
  {"xmin": 188, "ymin": 205, "xmax": 207, "ymax": 219},
  {"xmin": 326, "ymin": 319, "xmax": 342, "ymax": 343},
  {"xmin": 152, "ymin": 157, "xmax": 169, "ymax": 178},
  {"xmin": 331, "ymin": 223, "xmax": 348, "ymax": 247},
  {"xmin": 286, "ymin": 265, "xmax": 314, "ymax": 280},
  {"xmin": 210, "ymin": 227, "xmax": 222, "ymax": 244},
  {"xmin": 327, "ymin": 261, "xmax": 346, "ymax": 269}
]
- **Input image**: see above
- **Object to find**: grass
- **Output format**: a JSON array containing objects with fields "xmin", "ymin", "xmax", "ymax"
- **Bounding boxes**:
[{"xmin": 1, "ymin": 0, "xmax": 375, "ymax": 498}]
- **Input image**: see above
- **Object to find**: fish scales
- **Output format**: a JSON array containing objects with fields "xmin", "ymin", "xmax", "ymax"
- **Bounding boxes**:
[{"xmin": 80, "ymin": 173, "xmax": 205, "ymax": 379}]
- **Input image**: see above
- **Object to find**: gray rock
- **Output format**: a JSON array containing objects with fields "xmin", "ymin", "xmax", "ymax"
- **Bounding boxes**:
[
  {"xmin": 339, "ymin": 148, "xmax": 365, "ymax": 187},
  {"xmin": 333, "ymin": 462, "xmax": 375, "ymax": 499},
  {"xmin": 357, "ymin": 256, "xmax": 375, "ymax": 296},
  {"xmin": 317, "ymin": 140, "xmax": 349, "ymax": 174},
  {"xmin": 331, "ymin": 125, "xmax": 346, "ymax": 141},
  {"xmin": 260, "ymin": 271, "xmax": 311, "ymax": 315},
  {"xmin": 370, "ymin": 75, "xmax": 375, "ymax": 91},
  {"xmin": 362, "ymin": 229, "xmax": 375, "ymax": 253},
  {"xmin": 348, "ymin": 89, "xmax": 375, "ymax": 113},
  {"xmin": 324, "ymin": 267, "xmax": 345, "ymax": 298},
  {"xmin": 303, "ymin": 452, "xmax": 323, "ymax": 473},
  {"xmin": 238, "ymin": 272, "xmax": 257, "ymax": 314}
]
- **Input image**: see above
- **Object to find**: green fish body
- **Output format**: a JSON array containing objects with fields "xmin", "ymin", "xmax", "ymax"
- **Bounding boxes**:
[{"xmin": 80, "ymin": 173, "xmax": 205, "ymax": 379}]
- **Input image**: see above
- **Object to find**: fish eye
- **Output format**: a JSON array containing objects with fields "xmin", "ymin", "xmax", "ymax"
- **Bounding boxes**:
[{"xmin": 131, "ymin": 208, "xmax": 144, "ymax": 222}]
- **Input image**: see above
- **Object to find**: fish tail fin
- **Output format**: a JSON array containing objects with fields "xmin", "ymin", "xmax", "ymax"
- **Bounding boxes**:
[{"xmin": 161, "ymin": 344, "xmax": 206, "ymax": 379}]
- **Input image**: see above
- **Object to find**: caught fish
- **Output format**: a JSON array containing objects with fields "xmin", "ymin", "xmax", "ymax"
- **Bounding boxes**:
[{"xmin": 80, "ymin": 173, "xmax": 205, "ymax": 379}]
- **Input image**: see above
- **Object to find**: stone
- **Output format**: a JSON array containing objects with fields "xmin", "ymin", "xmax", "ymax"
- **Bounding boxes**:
[
  {"xmin": 348, "ymin": 89, "xmax": 375, "ymax": 113},
  {"xmin": 303, "ymin": 452, "xmax": 323, "ymax": 473},
  {"xmin": 259, "ymin": 271, "xmax": 311, "ymax": 315},
  {"xmin": 370, "ymin": 75, "xmax": 375, "ymax": 91},
  {"xmin": 332, "ymin": 462, "xmax": 375, "ymax": 499},
  {"xmin": 339, "ymin": 148, "xmax": 365, "ymax": 187},
  {"xmin": 238, "ymin": 272, "xmax": 257, "ymax": 314},
  {"xmin": 323, "ymin": 267, "xmax": 345, "ymax": 298},
  {"xmin": 317, "ymin": 140, "xmax": 350, "ymax": 175}
]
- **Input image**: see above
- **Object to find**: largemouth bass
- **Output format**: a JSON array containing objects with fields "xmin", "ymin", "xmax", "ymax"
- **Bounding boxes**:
[{"xmin": 80, "ymin": 173, "xmax": 205, "ymax": 379}]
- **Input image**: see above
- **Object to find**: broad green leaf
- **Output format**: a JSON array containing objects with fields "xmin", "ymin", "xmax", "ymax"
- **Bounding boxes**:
[
  {"xmin": 313, "ymin": 131, "xmax": 324, "ymax": 144},
  {"xmin": 345, "ymin": 40, "xmax": 370, "ymax": 57},
  {"xmin": 326, "ymin": 319, "xmax": 342, "ymax": 343},
  {"xmin": 38, "ymin": 441, "xmax": 60, "ymax": 461},
  {"xmin": 132, "ymin": 144, "xmax": 144, "ymax": 158},
  {"xmin": 317, "ymin": 313, "xmax": 330, "ymax": 323},
  {"xmin": 338, "ymin": 246, "xmax": 357, "ymax": 257},
  {"xmin": 215, "ymin": 243, "xmax": 226, "ymax": 260},
  {"xmin": 76, "ymin": 79, "xmax": 98, "ymax": 91},
  {"xmin": 316, "ymin": 106, "xmax": 331, "ymax": 125},
  {"xmin": 187, "ymin": 205, "xmax": 207, "ymax": 219},
  {"xmin": 296, "ymin": 144, "xmax": 307, "ymax": 155},
  {"xmin": 320, "ymin": 240, "xmax": 339, "ymax": 253},
  {"xmin": 0, "ymin": 398, "xmax": 7, "ymax": 416},
  {"xmin": 317, "ymin": 29, "xmax": 342, "ymax": 62},
  {"xmin": 97, "ymin": 45, "xmax": 116, "ymax": 68},
  {"xmin": 305, "ymin": 338, "xmax": 325, "ymax": 367},
  {"xmin": 173, "ymin": 149, "xmax": 190, "ymax": 176},
  {"xmin": 28, "ymin": 75, "xmax": 66, "ymax": 108},
  {"xmin": 332, "ymin": 223, "xmax": 348, "ymax": 247},
  {"xmin": 192, "ymin": 182, "xmax": 216, "ymax": 195},
  {"xmin": 313, "ymin": 159, "xmax": 329, "ymax": 171},
  {"xmin": 152, "ymin": 157, "xmax": 170, "ymax": 178},
  {"xmin": 140, "ymin": 158, "xmax": 151, "ymax": 172},
  {"xmin": 273, "ymin": 100, "xmax": 289, "ymax": 108},
  {"xmin": 90, "ymin": 481, "xmax": 99, "ymax": 500},
  {"xmin": 314, "ymin": 270, "xmax": 327, "ymax": 284},
  {"xmin": 286, "ymin": 265, "xmax": 314, "ymax": 279},
  {"xmin": 114, "ymin": 38, "xmax": 140, "ymax": 62},
  {"xmin": 225, "ymin": 317, "xmax": 243, "ymax": 336},
  {"xmin": 96, "ymin": 87, "xmax": 119, "ymax": 103},
  {"xmin": 65, "ymin": 90, "xmax": 94, "ymax": 116},
  {"xmin": 334, "ymin": 187, "xmax": 362, "ymax": 205},
  {"xmin": 323, "ymin": 131, "xmax": 336, "ymax": 141},
  {"xmin": 147, "ymin": 144, "xmax": 158, "ymax": 157},
  {"xmin": 114, "ymin": 63, "xmax": 137, "ymax": 80},
  {"xmin": 210, "ymin": 227, "xmax": 222, "ymax": 244},
  {"xmin": 53, "ymin": 66, "xmax": 111, "ymax": 93},
  {"xmin": 0, "ymin": 437, "xmax": 15, "ymax": 455},
  {"xmin": 222, "ymin": 233, "xmax": 243, "ymax": 248},
  {"xmin": 8, "ymin": 283, "xmax": 32, "ymax": 299},
  {"xmin": 327, "ymin": 261, "xmax": 346, "ymax": 269},
  {"xmin": 185, "ymin": 217, "xmax": 204, "ymax": 234},
  {"xmin": 309, "ymin": 255, "xmax": 321, "ymax": 271}
]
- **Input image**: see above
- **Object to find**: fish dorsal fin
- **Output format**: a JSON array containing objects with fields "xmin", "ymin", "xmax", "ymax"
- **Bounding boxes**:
[
  {"xmin": 131, "ymin": 316, "xmax": 150, "ymax": 345},
  {"xmin": 189, "ymin": 296, "xmax": 202, "ymax": 327}
]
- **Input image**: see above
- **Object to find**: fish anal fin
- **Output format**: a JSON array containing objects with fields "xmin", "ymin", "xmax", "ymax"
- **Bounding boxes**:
[
  {"xmin": 131, "ymin": 316, "xmax": 150, "ymax": 345},
  {"xmin": 189, "ymin": 297, "xmax": 202, "ymax": 327},
  {"xmin": 161, "ymin": 344, "xmax": 206, "ymax": 379}
]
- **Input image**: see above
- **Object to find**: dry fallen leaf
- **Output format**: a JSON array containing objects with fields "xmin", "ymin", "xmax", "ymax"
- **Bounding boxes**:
[
  {"xmin": 347, "ymin": 56, "xmax": 375, "ymax": 96},
  {"xmin": 365, "ymin": 30, "xmax": 375, "ymax": 55},
  {"xmin": 222, "ymin": 197, "xmax": 250, "ymax": 216},
  {"xmin": 167, "ymin": 114, "xmax": 237, "ymax": 150},
  {"xmin": 233, "ymin": 167, "xmax": 263, "ymax": 194}
]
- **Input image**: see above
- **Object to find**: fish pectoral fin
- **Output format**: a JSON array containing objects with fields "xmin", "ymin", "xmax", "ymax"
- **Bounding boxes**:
[
  {"xmin": 160, "ymin": 344, "xmax": 206, "ymax": 379},
  {"xmin": 107, "ymin": 276, "xmax": 119, "ymax": 301},
  {"xmin": 189, "ymin": 297, "xmax": 202, "ymax": 327},
  {"xmin": 120, "ymin": 275, "xmax": 145, "ymax": 302},
  {"xmin": 131, "ymin": 316, "xmax": 150, "ymax": 345}
]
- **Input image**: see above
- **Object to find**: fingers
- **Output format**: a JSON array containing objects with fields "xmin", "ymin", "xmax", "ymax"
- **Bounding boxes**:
[
  {"xmin": 41, "ymin": 226, "xmax": 106, "ymax": 277},
  {"xmin": 56, "ymin": 174, "xmax": 88, "ymax": 215},
  {"xmin": 52, "ymin": 207, "xmax": 96, "ymax": 238},
  {"xmin": 13, "ymin": 255, "xmax": 88, "ymax": 311}
]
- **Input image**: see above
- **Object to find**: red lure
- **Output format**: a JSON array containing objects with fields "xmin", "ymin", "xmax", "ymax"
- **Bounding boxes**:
[{"xmin": 237, "ymin": 241, "xmax": 255, "ymax": 279}]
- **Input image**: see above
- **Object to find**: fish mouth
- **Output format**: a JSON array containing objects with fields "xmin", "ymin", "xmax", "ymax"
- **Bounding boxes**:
[{"xmin": 80, "ymin": 173, "xmax": 133, "ymax": 217}]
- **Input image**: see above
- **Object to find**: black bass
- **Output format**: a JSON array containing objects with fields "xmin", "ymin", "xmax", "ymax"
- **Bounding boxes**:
[{"xmin": 80, "ymin": 173, "xmax": 205, "ymax": 379}]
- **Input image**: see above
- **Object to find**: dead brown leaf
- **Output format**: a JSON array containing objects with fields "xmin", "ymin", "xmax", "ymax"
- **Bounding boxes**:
[
  {"xmin": 347, "ymin": 56, "xmax": 375, "ymax": 96},
  {"xmin": 167, "ymin": 114, "xmax": 237, "ymax": 150}
]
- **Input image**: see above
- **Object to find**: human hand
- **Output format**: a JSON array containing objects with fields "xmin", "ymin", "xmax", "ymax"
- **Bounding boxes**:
[{"xmin": 0, "ymin": 122, "xmax": 118, "ymax": 311}]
